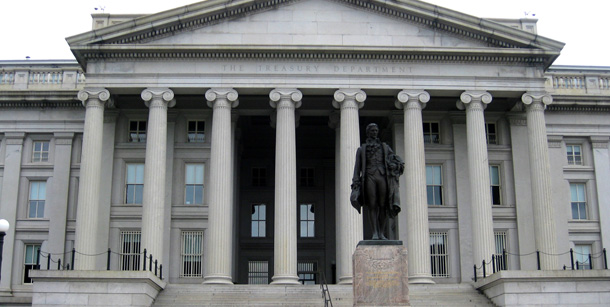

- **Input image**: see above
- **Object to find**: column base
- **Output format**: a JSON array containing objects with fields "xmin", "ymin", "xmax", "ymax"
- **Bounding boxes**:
[
  {"xmin": 337, "ymin": 276, "xmax": 353, "ymax": 285},
  {"xmin": 408, "ymin": 275, "xmax": 435, "ymax": 284},
  {"xmin": 0, "ymin": 288, "xmax": 12, "ymax": 297},
  {"xmin": 270, "ymin": 275, "xmax": 301, "ymax": 285},
  {"xmin": 203, "ymin": 274, "xmax": 234, "ymax": 285}
]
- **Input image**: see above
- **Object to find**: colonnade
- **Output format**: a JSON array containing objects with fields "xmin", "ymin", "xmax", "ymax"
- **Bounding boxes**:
[{"xmin": 74, "ymin": 87, "xmax": 557, "ymax": 282}]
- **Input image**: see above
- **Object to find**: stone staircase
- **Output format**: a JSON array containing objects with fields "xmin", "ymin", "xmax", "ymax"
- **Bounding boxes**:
[{"xmin": 152, "ymin": 283, "xmax": 496, "ymax": 306}]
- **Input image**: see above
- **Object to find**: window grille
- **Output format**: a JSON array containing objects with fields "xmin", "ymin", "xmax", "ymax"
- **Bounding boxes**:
[
  {"xmin": 129, "ymin": 121, "xmax": 147, "ymax": 143},
  {"xmin": 570, "ymin": 183, "xmax": 587, "ymax": 220},
  {"xmin": 23, "ymin": 244, "xmax": 41, "ymax": 284},
  {"xmin": 298, "ymin": 261, "xmax": 318, "ymax": 284},
  {"xmin": 485, "ymin": 122, "xmax": 497, "ymax": 145},
  {"xmin": 119, "ymin": 231, "xmax": 141, "ymax": 271},
  {"xmin": 299, "ymin": 204, "xmax": 315, "ymax": 238},
  {"xmin": 187, "ymin": 121, "xmax": 205, "ymax": 142},
  {"xmin": 181, "ymin": 231, "xmax": 203, "ymax": 277},
  {"xmin": 567, "ymin": 145, "xmax": 583, "ymax": 165},
  {"xmin": 251, "ymin": 204, "xmax": 266, "ymax": 237},
  {"xmin": 185, "ymin": 164, "xmax": 204, "ymax": 205},
  {"xmin": 430, "ymin": 232, "xmax": 449, "ymax": 277},
  {"xmin": 248, "ymin": 261, "xmax": 269, "ymax": 284},
  {"xmin": 32, "ymin": 141, "xmax": 49, "ymax": 162},
  {"xmin": 28, "ymin": 181, "xmax": 46, "ymax": 219},
  {"xmin": 494, "ymin": 231, "xmax": 508, "ymax": 270},
  {"xmin": 426, "ymin": 165, "xmax": 443, "ymax": 205}
]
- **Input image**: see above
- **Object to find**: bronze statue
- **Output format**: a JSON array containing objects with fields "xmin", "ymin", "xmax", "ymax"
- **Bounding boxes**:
[{"xmin": 351, "ymin": 123, "xmax": 404, "ymax": 240}]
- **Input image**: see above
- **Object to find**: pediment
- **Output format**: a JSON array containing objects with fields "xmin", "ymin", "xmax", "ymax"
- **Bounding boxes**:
[{"xmin": 67, "ymin": 0, "xmax": 564, "ymax": 67}]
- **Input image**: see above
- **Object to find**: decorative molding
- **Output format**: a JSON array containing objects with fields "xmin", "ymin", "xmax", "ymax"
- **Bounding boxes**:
[
  {"xmin": 547, "ymin": 105, "xmax": 610, "ymax": 112},
  {"xmin": 395, "ymin": 90, "xmax": 430, "ymax": 110},
  {"xmin": 269, "ymin": 88, "xmax": 302, "ymax": 109},
  {"xmin": 590, "ymin": 136, "xmax": 610, "ymax": 149},
  {"xmin": 521, "ymin": 92, "xmax": 552, "ymax": 106},
  {"xmin": 4, "ymin": 132, "xmax": 25, "ymax": 145},
  {"xmin": 0, "ymin": 101, "xmax": 83, "ymax": 109},
  {"xmin": 205, "ymin": 88, "xmax": 239, "ymax": 109},
  {"xmin": 141, "ymin": 88, "xmax": 176, "ymax": 108},
  {"xmin": 78, "ymin": 88, "xmax": 114, "ymax": 108},
  {"xmin": 332, "ymin": 89, "xmax": 366, "ymax": 109},
  {"xmin": 456, "ymin": 91, "xmax": 492, "ymax": 110},
  {"xmin": 547, "ymin": 135, "xmax": 563, "ymax": 148}
]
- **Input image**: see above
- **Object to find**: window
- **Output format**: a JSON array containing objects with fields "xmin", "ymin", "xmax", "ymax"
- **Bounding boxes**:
[
  {"xmin": 119, "ymin": 231, "xmax": 141, "ymax": 271},
  {"xmin": 28, "ymin": 181, "xmax": 46, "ymax": 219},
  {"xmin": 490, "ymin": 165, "xmax": 501, "ymax": 205},
  {"xmin": 181, "ymin": 231, "xmax": 203, "ymax": 278},
  {"xmin": 251, "ymin": 204, "xmax": 266, "ymax": 238},
  {"xmin": 430, "ymin": 232, "xmax": 449, "ymax": 277},
  {"xmin": 248, "ymin": 260, "xmax": 269, "ymax": 284},
  {"xmin": 23, "ymin": 244, "xmax": 41, "ymax": 284},
  {"xmin": 299, "ymin": 204, "xmax": 315, "ymax": 238},
  {"xmin": 574, "ymin": 245, "xmax": 592, "ymax": 270},
  {"xmin": 187, "ymin": 121, "xmax": 205, "ymax": 142},
  {"xmin": 298, "ymin": 261, "xmax": 318, "ymax": 284},
  {"xmin": 126, "ymin": 164, "xmax": 144, "ymax": 204},
  {"xmin": 300, "ymin": 168, "xmax": 315, "ymax": 187},
  {"xmin": 129, "ymin": 121, "xmax": 147, "ymax": 143},
  {"xmin": 32, "ymin": 141, "xmax": 49, "ymax": 162},
  {"xmin": 567, "ymin": 145, "xmax": 583, "ymax": 165},
  {"xmin": 185, "ymin": 164, "xmax": 204, "ymax": 205},
  {"xmin": 486, "ymin": 122, "xmax": 497, "ymax": 145},
  {"xmin": 494, "ymin": 231, "xmax": 508, "ymax": 270},
  {"xmin": 423, "ymin": 122, "xmax": 440, "ymax": 144},
  {"xmin": 426, "ymin": 165, "xmax": 443, "ymax": 205},
  {"xmin": 570, "ymin": 183, "xmax": 587, "ymax": 220},
  {"xmin": 252, "ymin": 167, "xmax": 267, "ymax": 187}
]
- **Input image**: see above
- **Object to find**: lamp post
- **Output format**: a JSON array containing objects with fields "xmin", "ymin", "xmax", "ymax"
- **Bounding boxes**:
[{"xmin": 0, "ymin": 219, "xmax": 9, "ymax": 282}]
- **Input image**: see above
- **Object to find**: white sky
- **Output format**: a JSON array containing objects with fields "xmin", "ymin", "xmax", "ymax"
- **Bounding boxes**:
[{"xmin": 0, "ymin": 0, "xmax": 606, "ymax": 66}]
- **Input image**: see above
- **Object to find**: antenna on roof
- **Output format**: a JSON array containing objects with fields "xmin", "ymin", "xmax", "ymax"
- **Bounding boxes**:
[
  {"xmin": 524, "ymin": 11, "xmax": 536, "ymax": 18},
  {"xmin": 94, "ymin": 6, "xmax": 106, "ymax": 13}
]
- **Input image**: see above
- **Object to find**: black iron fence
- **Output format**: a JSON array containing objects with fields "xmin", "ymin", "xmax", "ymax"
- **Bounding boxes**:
[{"xmin": 34, "ymin": 248, "xmax": 163, "ymax": 279}]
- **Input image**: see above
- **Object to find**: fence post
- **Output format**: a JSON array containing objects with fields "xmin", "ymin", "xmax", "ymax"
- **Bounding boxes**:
[
  {"xmin": 149, "ymin": 255, "xmax": 153, "ymax": 272},
  {"xmin": 71, "ymin": 248, "xmax": 76, "ymax": 270},
  {"xmin": 536, "ymin": 251, "xmax": 541, "ymax": 270},
  {"xmin": 155, "ymin": 260, "xmax": 158, "ymax": 276},
  {"xmin": 36, "ymin": 249, "xmax": 41, "ymax": 270},
  {"xmin": 47, "ymin": 253, "xmax": 51, "ymax": 270},
  {"xmin": 604, "ymin": 248, "xmax": 608, "ymax": 269},
  {"xmin": 58, "ymin": 259, "xmax": 62, "ymax": 270},
  {"xmin": 160, "ymin": 264, "xmax": 163, "ymax": 280},
  {"xmin": 143, "ymin": 249, "xmax": 147, "ymax": 271},
  {"xmin": 107, "ymin": 248, "xmax": 111, "ymax": 270},
  {"xmin": 576, "ymin": 261, "xmax": 580, "ymax": 270},
  {"xmin": 482, "ymin": 260, "xmax": 486, "ymax": 277},
  {"xmin": 570, "ymin": 248, "xmax": 574, "ymax": 270},
  {"xmin": 503, "ymin": 249, "xmax": 507, "ymax": 270},
  {"xmin": 492, "ymin": 255, "xmax": 496, "ymax": 274},
  {"xmin": 588, "ymin": 254, "xmax": 593, "ymax": 270},
  {"xmin": 473, "ymin": 265, "xmax": 477, "ymax": 282}
]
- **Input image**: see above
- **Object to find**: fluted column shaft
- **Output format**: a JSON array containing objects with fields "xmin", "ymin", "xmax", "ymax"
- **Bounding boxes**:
[
  {"xmin": 75, "ymin": 88, "xmax": 111, "ymax": 270},
  {"xmin": 458, "ymin": 91, "xmax": 495, "ymax": 276},
  {"xmin": 204, "ymin": 88, "xmax": 239, "ymax": 284},
  {"xmin": 522, "ymin": 92, "xmax": 558, "ymax": 270},
  {"xmin": 396, "ymin": 90, "xmax": 434, "ymax": 284},
  {"xmin": 269, "ymin": 89, "xmax": 302, "ymax": 285},
  {"xmin": 332, "ymin": 89, "xmax": 366, "ymax": 284},
  {"xmin": 141, "ymin": 88, "xmax": 175, "ymax": 264}
]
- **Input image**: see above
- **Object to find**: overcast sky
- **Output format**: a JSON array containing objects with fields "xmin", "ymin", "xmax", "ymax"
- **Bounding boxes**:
[{"xmin": 0, "ymin": 0, "xmax": 606, "ymax": 66}]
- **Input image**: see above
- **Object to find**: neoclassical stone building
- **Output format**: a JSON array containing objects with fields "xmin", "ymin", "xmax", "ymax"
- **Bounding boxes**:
[{"xmin": 0, "ymin": 0, "xmax": 609, "ymax": 305}]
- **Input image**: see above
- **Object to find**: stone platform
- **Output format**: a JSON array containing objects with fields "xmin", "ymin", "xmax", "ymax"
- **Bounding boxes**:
[{"xmin": 353, "ymin": 240, "xmax": 409, "ymax": 306}]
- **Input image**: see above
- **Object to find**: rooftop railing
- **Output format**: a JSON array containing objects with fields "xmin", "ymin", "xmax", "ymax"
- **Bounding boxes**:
[
  {"xmin": 0, "ymin": 61, "xmax": 85, "ymax": 91},
  {"xmin": 546, "ymin": 66, "xmax": 610, "ymax": 96}
]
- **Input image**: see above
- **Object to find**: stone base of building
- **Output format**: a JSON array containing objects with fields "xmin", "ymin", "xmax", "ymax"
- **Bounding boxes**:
[
  {"xmin": 353, "ymin": 241, "xmax": 409, "ymax": 306},
  {"xmin": 475, "ymin": 270, "xmax": 610, "ymax": 306},
  {"xmin": 30, "ymin": 270, "xmax": 166, "ymax": 307}
]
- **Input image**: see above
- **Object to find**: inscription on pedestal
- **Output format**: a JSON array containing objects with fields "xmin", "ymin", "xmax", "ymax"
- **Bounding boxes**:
[{"xmin": 353, "ymin": 242, "xmax": 409, "ymax": 306}]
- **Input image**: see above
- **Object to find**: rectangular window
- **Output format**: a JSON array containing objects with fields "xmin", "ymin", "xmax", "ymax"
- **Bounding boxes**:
[
  {"xmin": 28, "ymin": 181, "xmax": 46, "ymax": 219},
  {"xmin": 32, "ymin": 141, "xmax": 49, "ymax": 162},
  {"xmin": 486, "ymin": 122, "xmax": 497, "ymax": 145},
  {"xmin": 430, "ymin": 232, "xmax": 449, "ymax": 277},
  {"xmin": 187, "ymin": 121, "xmax": 205, "ymax": 143},
  {"xmin": 423, "ymin": 122, "xmax": 440, "ymax": 144},
  {"xmin": 119, "ymin": 231, "xmax": 141, "ymax": 271},
  {"xmin": 300, "ymin": 168, "xmax": 315, "ymax": 187},
  {"xmin": 23, "ymin": 244, "xmax": 41, "ymax": 284},
  {"xmin": 298, "ymin": 261, "xmax": 318, "ymax": 285},
  {"xmin": 570, "ymin": 183, "xmax": 587, "ymax": 220},
  {"xmin": 567, "ymin": 145, "xmax": 583, "ymax": 165},
  {"xmin": 494, "ymin": 231, "xmax": 508, "ymax": 270},
  {"xmin": 126, "ymin": 164, "xmax": 144, "ymax": 204},
  {"xmin": 181, "ymin": 231, "xmax": 203, "ymax": 278},
  {"xmin": 252, "ymin": 167, "xmax": 267, "ymax": 187},
  {"xmin": 426, "ymin": 165, "xmax": 443, "ymax": 205},
  {"xmin": 129, "ymin": 120, "xmax": 147, "ymax": 143},
  {"xmin": 248, "ymin": 260, "xmax": 269, "ymax": 284},
  {"xmin": 251, "ymin": 204, "xmax": 266, "ymax": 238},
  {"xmin": 490, "ymin": 165, "xmax": 501, "ymax": 205},
  {"xmin": 574, "ymin": 245, "xmax": 592, "ymax": 270},
  {"xmin": 185, "ymin": 164, "xmax": 204, "ymax": 205},
  {"xmin": 299, "ymin": 204, "xmax": 315, "ymax": 238}
]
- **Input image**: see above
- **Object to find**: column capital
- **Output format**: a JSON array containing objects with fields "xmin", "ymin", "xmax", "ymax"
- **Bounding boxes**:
[
  {"xmin": 457, "ymin": 91, "xmax": 492, "ymax": 110},
  {"xmin": 332, "ymin": 89, "xmax": 366, "ymax": 109},
  {"xmin": 141, "ymin": 88, "xmax": 176, "ymax": 108},
  {"xmin": 522, "ymin": 92, "xmax": 553, "ymax": 106},
  {"xmin": 269, "ymin": 88, "xmax": 302, "ymax": 109},
  {"xmin": 206, "ymin": 88, "xmax": 239, "ymax": 108},
  {"xmin": 395, "ymin": 90, "xmax": 430, "ymax": 110},
  {"xmin": 78, "ymin": 88, "xmax": 113, "ymax": 108}
]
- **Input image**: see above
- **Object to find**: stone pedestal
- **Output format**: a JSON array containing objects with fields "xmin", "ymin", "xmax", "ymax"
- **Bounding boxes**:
[{"xmin": 353, "ymin": 241, "xmax": 410, "ymax": 306}]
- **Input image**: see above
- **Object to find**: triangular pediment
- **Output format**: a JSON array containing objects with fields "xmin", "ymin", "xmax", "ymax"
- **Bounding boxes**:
[{"xmin": 67, "ymin": 0, "xmax": 564, "ymax": 67}]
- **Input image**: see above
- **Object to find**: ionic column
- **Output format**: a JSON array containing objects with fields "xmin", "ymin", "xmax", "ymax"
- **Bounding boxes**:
[
  {"xmin": 457, "ymin": 91, "xmax": 495, "ymax": 276},
  {"xmin": 269, "ymin": 89, "xmax": 302, "ymax": 285},
  {"xmin": 203, "ymin": 88, "xmax": 239, "ymax": 284},
  {"xmin": 522, "ymin": 92, "xmax": 558, "ymax": 270},
  {"xmin": 332, "ymin": 89, "xmax": 365, "ymax": 284},
  {"xmin": 75, "ymin": 88, "xmax": 112, "ymax": 270},
  {"xmin": 396, "ymin": 90, "xmax": 434, "ymax": 284},
  {"xmin": 140, "ymin": 88, "xmax": 175, "ymax": 264}
]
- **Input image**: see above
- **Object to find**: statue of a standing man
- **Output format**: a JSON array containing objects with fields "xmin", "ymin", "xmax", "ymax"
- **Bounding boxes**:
[{"xmin": 351, "ymin": 123, "xmax": 404, "ymax": 240}]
